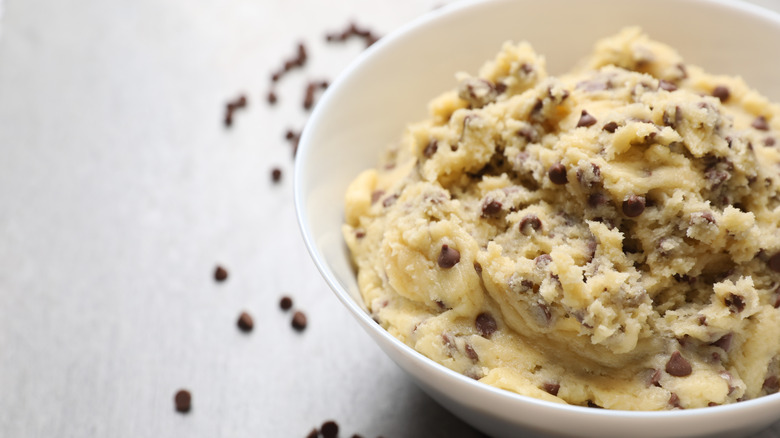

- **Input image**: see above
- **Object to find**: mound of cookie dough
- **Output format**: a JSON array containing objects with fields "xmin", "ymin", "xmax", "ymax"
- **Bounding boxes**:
[{"xmin": 342, "ymin": 27, "xmax": 780, "ymax": 410}]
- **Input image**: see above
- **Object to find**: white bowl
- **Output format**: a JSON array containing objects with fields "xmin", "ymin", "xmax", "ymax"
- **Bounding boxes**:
[{"xmin": 294, "ymin": 0, "xmax": 780, "ymax": 436}]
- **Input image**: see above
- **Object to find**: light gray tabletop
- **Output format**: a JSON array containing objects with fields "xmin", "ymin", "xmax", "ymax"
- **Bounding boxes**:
[{"xmin": 1, "ymin": 1, "xmax": 780, "ymax": 437}]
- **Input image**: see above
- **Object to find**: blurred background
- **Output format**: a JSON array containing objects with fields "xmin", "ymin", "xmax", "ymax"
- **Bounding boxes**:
[{"xmin": 0, "ymin": 0, "xmax": 779, "ymax": 437}]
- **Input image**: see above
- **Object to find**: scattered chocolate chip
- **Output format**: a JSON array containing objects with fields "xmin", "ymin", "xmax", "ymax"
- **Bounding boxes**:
[
  {"xmin": 214, "ymin": 265, "xmax": 228, "ymax": 282},
  {"xmin": 542, "ymin": 382, "xmax": 560, "ymax": 396},
  {"xmin": 712, "ymin": 85, "xmax": 730, "ymax": 102},
  {"xmin": 763, "ymin": 376, "xmax": 780, "ymax": 394},
  {"xmin": 306, "ymin": 429, "xmax": 318, "ymax": 438},
  {"xmin": 320, "ymin": 421, "xmax": 339, "ymax": 438},
  {"xmin": 437, "ymin": 244, "xmax": 461, "ymax": 269},
  {"xmin": 422, "ymin": 139, "xmax": 438, "ymax": 158},
  {"xmin": 224, "ymin": 94, "xmax": 248, "ymax": 127},
  {"xmin": 768, "ymin": 252, "xmax": 780, "ymax": 272},
  {"xmin": 267, "ymin": 91, "xmax": 277, "ymax": 105},
  {"xmin": 464, "ymin": 344, "xmax": 479, "ymax": 362},
  {"xmin": 269, "ymin": 42, "xmax": 308, "ymax": 85},
  {"xmin": 548, "ymin": 162, "xmax": 568, "ymax": 184},
  {"xmin": 284, "ymin": 129, "xmax": 302, "ymax": 157},
  {"xmin": 725, "ymin": 294, "xmax": 745, "ymax": 313},
  {"xmin": 174, "ymin": 389, "xmax": 192, "ymax": 413},
  {"xmin": 752, "ymin": 115, "xmax": 770, "ymax": 131},
  {"xmin": 666, "ymin": 351, "xmax": 692, "ymax": 377},
  {"xmin": 325, "ymin": 22, "xmax": 381, "ymax": 48},
  {"xmin": 576, "ymin": 110, "xmax": 597, "ymax": 128},
  {"xmin": 602, "ymin": 121, "xmax": 618, "ymax": 133},
  {"xmin": 237, "ymin": 312, "xmax": 254, "ymax": 332},
  {"xmin": 271, "ymin": 167, "xmax": 282, "ymax": 183},
  {"xmin": 519, "ymin": 214, "xmax": 542, "ymax": 235},
  {"xmin": 481, "ymin": 199, "xmax": 503, "ymax": 217},
  {"xmin": 712, "ymin": 333, "xmax": 733, "ymax": 351},
  {"xmin": 292, "ymin": 311, "xmax": 307, "ymax": 331},
  {"xmin": 658, "ymin": 80, "xmax": 677, "ymax": 92},
  {"xmin": 475, "ymin": 312, "xmax": 497, "ymax": 337},
  {"xmin": 279, "ymin": 296, "xmax": 294, "ymax": 311},
  {"xmin": 622, "ymin": 195, "xmax": 646, "ymax": 217}
]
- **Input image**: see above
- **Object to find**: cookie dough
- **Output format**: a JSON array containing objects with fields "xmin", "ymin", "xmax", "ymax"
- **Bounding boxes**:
[{"xmin": 342, "ymin": 28, "xmax": 780, "ymax": 410}]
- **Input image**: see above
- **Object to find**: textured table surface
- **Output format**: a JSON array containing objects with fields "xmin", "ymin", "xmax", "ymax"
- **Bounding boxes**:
[{"xmin": 1, "ymin": 1, "xmax": 780, "ymax": 437}]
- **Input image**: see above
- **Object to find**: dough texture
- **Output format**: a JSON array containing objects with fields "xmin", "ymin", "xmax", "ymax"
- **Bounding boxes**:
[{"xmin": 343, "ymin": 28, "xmax": 780, "ymax": 410}]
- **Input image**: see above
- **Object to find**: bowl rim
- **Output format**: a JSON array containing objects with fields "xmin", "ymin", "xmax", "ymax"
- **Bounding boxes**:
[{"xmin": 294, "ymin": 0, "xmax": 780, "ymax": 420}]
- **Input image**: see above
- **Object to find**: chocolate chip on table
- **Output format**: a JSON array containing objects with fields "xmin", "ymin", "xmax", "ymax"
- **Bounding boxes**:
[
  {"xmin": 303, "ymin": 80, "xmax": 330, "ymax": 111},
  {"xmin": 224, "ymin": 94, "xmax": 248, "ymax": 127},
  {"xmin": 280, "ymin": 296, "xmax": 293, "ymax": 310},
  {"xmin": 519, "ymin": 214, "xmax": 542, "ymax": 235},
  {"xmin": 768, "ymin": 252, "xmax": 780, "ymax": 272},
  {"xmin": 666, "ymin": 351, "xmax": 692, "ymax": 377},
  {"xmin": 481, "ymin": 199, "xmax": 502, "ymax": 217},
  {"xmin": 422, "ymin": 139, "xmax": 438, "ymax": 158},
  {"xmin": 752, "ymin": 115, "xmax": 770, "ymax": 131},
  {"xmin": 542, "ymin": 382, "xmax": 560, "ymax": 396},
  {"xmin": 174, "ymin": 389, "xmax": 192, "ymax": 413},
  {"xmin": 320, "ymin": 420, "xmax": 339, "ymax": 438},
  {"xmin": 271, "ymin": 167, "xmax": 282, "ymax": 183},
  {"xmin": 214, "ymin": 265, "xmax": 228, "ymax": 282},
  {"xmin": 548, "ymin": 162, "xmax": 568, "ymax": 184},
  {"xmin": 267, "ymin": 91, "xmax": 277, "ymax": 105},
  {"xmin": 437, "ymin": 245, "xmax": 460, "ymax": 268},
  {"xmin": 270, "ymin": 42, "xmax": 308, "ymax": 84},
  {"xmin": 622, "ymin": 194, "xmax": 646, "ymax": 217},
  {"xmin": 292, "ymin": 311, "xmax": 308, "ymax": 331},
  {"xmin": 602, "ymin": 121, "xmax": 618, "ymax": 133},
  {"xmin": 576, "ymin": 110, "xmax": 597, "ymax": 128},
  {"xmin": 284, "ymin": 129, "xmax": 302, "ymax": 157},
  {"xmin": 658, "ymin": 79, "xmax": 677, "ymax": 92},
  {"xmin": 237, "ymin": 311, "xmax": 254, "ymax": 332},
  {"xmin": 325, "ymin": 22, "xmax": 381, "ymax": 48},
  {"xmin": 306, "ymin": 428, "xmax": 319, "ymax": 438},
  {"xmin": 712, "ymin": 85, "xmax": 730, "ymax": 102},
  {"xmin": 475, "ymin": 312, "xmax": 498, "ymax": 337}
]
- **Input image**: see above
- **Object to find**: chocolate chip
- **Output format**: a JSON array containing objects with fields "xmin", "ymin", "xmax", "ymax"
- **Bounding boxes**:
[
  {"xmin": 320, "ymin": 421, "xmax": 339, "ymax": 438},
  {"xmin": 325, "ymin": 22, "xmax": 381, "ymax": 48},
  {"xmin": 355, "ymin": 229, "xmax": 366, "ymax": 239},
  {"xmin": 382, "ymin": 194, "xmax": 399, "ymax": 208},
  {"xmin": 548, "ymin": 162, "xmax": 568, "ymax": 184},
  {"xmin": 712, "ymin": 333, "xmax": 733, "ymax": 351},
  {"xmin": 712, "ymin": 85, "xmax": 730, "ymax": 102},
  {"xmin": 587, "ymin": 192, "xmax": 607, "ymax": 208},
  {"xmin": 602, "ymin": 121, "xmax": 618, "ymax": 133},
  {"xmin": 763, "ymin": 376, "xmax": 780, "ymax": 394},
  {"xmin": 768, "ymin": 252, "xmax": 780, "ymax": 272},
  {"xmin": 271, "ymin": 167, "xmax": 282, "ymax": 183},
  {"xmin": 371, "ymin": 190, "xmax": 385, "ymax": 204},
  {"xmin": 519, "ymin": 214, "xmax": 542, "ymax": 235},
  {"xmin": 766, "ymin": 137, "xmax": 776, "ymax": 146},
  {"xmin": 773, "ymin": 287, "xmax": 780, "ymax": 308},
  {"xmin": 174, "ymin": 389, "xmax": 191, "ymax": 413},
  {"xmin": 494, "ymin": 82, "xmax": 507, "ymax": 94},
  {"xmin": 437, "ymin": 244, "xmax": 461, "ymax": 269},
  {"xmin": 464, "ymin": 344, "xmax": 479, "ymax": 362},
  {"xmin": 423, "ymin": 139, "xmax": 438, "ymax": 158},
  {"xmin": 622, "ymin": 195, "xmax": 646, "ymax": 217},
  {"xmin": 576, "ymin": 110, "xmax": 597, "ymax": 128},
  {"xmin": 306, "ymin": 429, "xmax": 318, "ymax": 438},
  {"xmin": 237, "ymin": 312, "xmax": 254, "ymax": 332},
  {"xmin": 752, "ymin": 115, "xmax": 770, "ymax": 131},
  {"xmin": 224, "ymin": 94, "xmax": 248, "ymax": 127},
  {"xmin": 725, "ymin": 294, "xmax": 745, "ymax": 313},
  {"xmin": 534, "ymin": 253, "xmax": 552, "ymax": 267},
  {"xmin": 542, "ymin": 382, "xmax": 560, "ymax": 396},
  {"xmin": 475, "ymin": 312, "xmax": 497, "ymax": 337},
  {"xmin": 280, "ymin": 296, "xmax": 293, "ymax": 310},
  {"xmin": 303, "ymin": 80, "xmax": 328, "ymax": 111},
  {"xmin": 658, "ymin": 80, "xmax": 677, "ymax": 92},
  {"xmin": 292, "ymin": 311, "xmax": 307, "ymax": 331},
  {"xmin": 666, "ymin": 351, "xmax": 692, "ymax": 377},
  {"xmin": 481, "ymin": 200, "xmax": 503, "ymax": 217},
  {"xmin": 669, "ymin": 392, "xmax": 681, "ymax": 408},
  {"xmin": 473, "ymin": 262, "xmax": 482, "ymax": 274},
  {"xmin": 647, "ymin": 369, "xmax": 662, "ymax": 387},
  {"xmin": 214, "ymin": 265, "xmax": 228, "ymax": 282}
]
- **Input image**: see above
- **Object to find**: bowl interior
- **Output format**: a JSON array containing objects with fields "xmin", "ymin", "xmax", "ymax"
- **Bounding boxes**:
[{"xmin": 295, "ymin": 0, "xmax": 780, "ymax": 436}]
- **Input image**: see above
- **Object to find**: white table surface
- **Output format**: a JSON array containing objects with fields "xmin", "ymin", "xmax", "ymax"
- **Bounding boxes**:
[{"xmin": 1, "ymin": 1, "xmax": 780, "ymax": 437}]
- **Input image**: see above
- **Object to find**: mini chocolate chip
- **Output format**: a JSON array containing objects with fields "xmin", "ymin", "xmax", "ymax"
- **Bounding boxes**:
[
  {"xmin": 586, "ymin": 400, "xmax": 603, "ymax": 408},
  {"xmin": 320, "ymin": 421, "xmax": 339, "ymax": 438},
  {"xmin": 382, "ymin": 194, "xmax": 399, "ymax": 208},
  {"xmin": 519, "ymin": 214, "xmax": 542, "ymax": 235},
  {"xmin": 437, "ymin": 244, "xmax": 461, "ymax": 269},
  {"xmin": 423, "ymin": 139, "xmax": 438, "ymax": 158},
  {"xmin": 355, "ymin": 230, "xmax": 366, "ymax": 239},
  {"xmin": 712, "ymin": 333, "xmax": 733, "ymax": 351},
  {"xmin": 371, "ymin": 190, "xmax": 385, "ymax": 204},
  {"xmin": 768, "ymin": 252, "xmax": 780, "ymax": 272},
  {"xmin": 548, "ymin": 163, "xmax": 568, "ymax": 184},
  {"xmin": 534, "ymin": 253, "xmax": 552, "ymax": 267},
  {"xmin": 773, "ymin": 287, "xmax": 780, "ymax": 308},
  {"xmin": 280, "ymin": 296, "xmax": 293, "ymax": 310},
  {"xmin": 473, "ymin": 262, "xmax": 482, "ymax": 274},
  {"xmin": 602, "ymin": 121, "xmax": 618, "ymax": 133},
  {"xmin": 725, "ymin": 294, "xmax": 745, "ymax": 313},
  {"xmin": 666, "ymin": 351, "xmax": 692, "ymax": 377},
  {"xmin": 292, "ymin": 311, "xmax": 307, "ymax": 331},
  {"xmin": 712, "ymin": 85, "xmax": 730, "ymax": 102},
  {"xmin": 587, "ymin": 192, "xmax": 607, "ymax": 208},
  {"xmin": 494, "ymin": 82, "xmax": 507, "ymax": 94},
  {"xmin": 763, "ymin": 376, "xmax": 780, "ymax": 394},
  {"xmin": 271, "ymin": 167, "xmax": 282, "ymax": 183},
  {"xmin": 481, "ymin": 200, "xmax": 503, "ymax": 217},
  {"xmin": 765, "ymin": 137, "xmax": 777, "ymax": 146},
  {"xmin": 174, "ymin": 389, "xmax": 191, "ymax": 413},
  {"xmin": 237, "ymin": 312, "xmax": 254, "ymax": 332},
  {"xmin": 752, "ymin": 115, "xmax": 770, "ymax": 131},
  {"xmin": 576, "ymin": 110, "xmax": 597, "ymax": 128},
  {"xmin": 465, "ymin": 344, "xmax": 479, "ymax": 362},
  {"xmin": 622, "ymin": 195, "xmax": 646, "ymax": 217},
  {"xmin": 214, "ymin": 265, "xmax": 228, "ymax": 282},
  {"xmin": 669, "ymin": 392, "xmax": 681, "ymax": 408},
  {"xmin": 475, "ymin": 312, "xmax": 497, "ymax": 337},
  {"xmin": 658, "ymin": 80, "xmax": 677, "ymax": 92},
  {"xmin": 267, "ymin": 91, "xmax": 277, "ymax": 104},
  {"xmin": 542, "ymin": 382, "xmax": 560, "ymax": 396},
  {"xmin": 648, "ymin": 369, "xmax": 662, "ymax": 387}
]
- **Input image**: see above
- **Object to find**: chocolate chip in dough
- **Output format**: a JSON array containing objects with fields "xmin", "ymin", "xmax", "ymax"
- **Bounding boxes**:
[
  {"xmin": 768, "ymin": 252, "xmax": 780, "ymax": 272},
  {"xmin": 763, "ymin": 376, "xmax": 780, "ymax": 394},
  {"xmin": 587, "ymin": 192, "xmax": 607, "ymax": 208},
  {"xmin": 214, "ymin": 265, "xmax": 228, "ymax": 282},
  {"xmin": 542, "ymin": 382, "xmax": 560, "ymax": 396},
  {"xmin": 320, "ymin": 421, "xmax": 339, "ymax": 438},
  {"xmin": 423, "ymin": 139, "xmax": 438, "ymax": 158},
  {"xmin": 576, "ymin": 110, "xmax": 597, "ymax": 128},
  {"xmin": 464, "ymin": 344, "xmax": 479, "ymax": 362},
  {"xmin": 712, "ymin": 333, "xmax": 733, "ymax": 351},
  {"xmin": 712, "ymin": 85, "xmax": 730, "ymax": 102},
  {"xmin": 658, "ymin": 80, "xmax": 678, "ymax": 92},
  {"xmin": 725, "ymin": 294, "xmax": 745, "ymax": 313},
  {"xmin": 666, "ymin": 351, "xmax": 692, "ymax": 377},
  {"xmin": 280, "ymin": 296, "xmax": 293, "ymax": 310},
  {"xmin": 475, "ymin": 312, "xmax": 497, "ymax": 337},
  {"xmin": 437, "ymin": 244, "xmax": 461, "ymax": 269},
  {"xmin": 481, "ymin": 199, "xmax": 502, "ymax": 217},
  {"xmin": 548, "ymin": 163, "xmax": 568, "ymax": 185},
  {"xmin": 237, "ymin": 312, "xmax": 254, "ymax": 332},
  {"xmin": 669, "ymin": 392, "xmax": 681, "ymax": 408},
  {"xmin": 622, "ymin": 195, "xmax": 646, "ymax": 217},
  {"xmin": 519, "ymin": 214, "xmax": 542, "ymax": 235},
  {"xmin": 602, "ymin": 121, "xmax": 618, "ymax": 133},
  {"xmin": 752, "ymin": 115, "xmax": 770, "ymax": 131},
  {"xmin": 292, "ymin": 311, "xmax": 308, "ymax": 331},
  {"xmin": 174, "ymin": 389, "xmax": 192, "ymax": 413}
]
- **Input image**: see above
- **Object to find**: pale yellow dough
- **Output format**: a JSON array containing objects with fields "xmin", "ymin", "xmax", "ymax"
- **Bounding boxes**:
[{"xmin": 343, "ymin": 28, "xmax": 780, "ymax": 410}]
